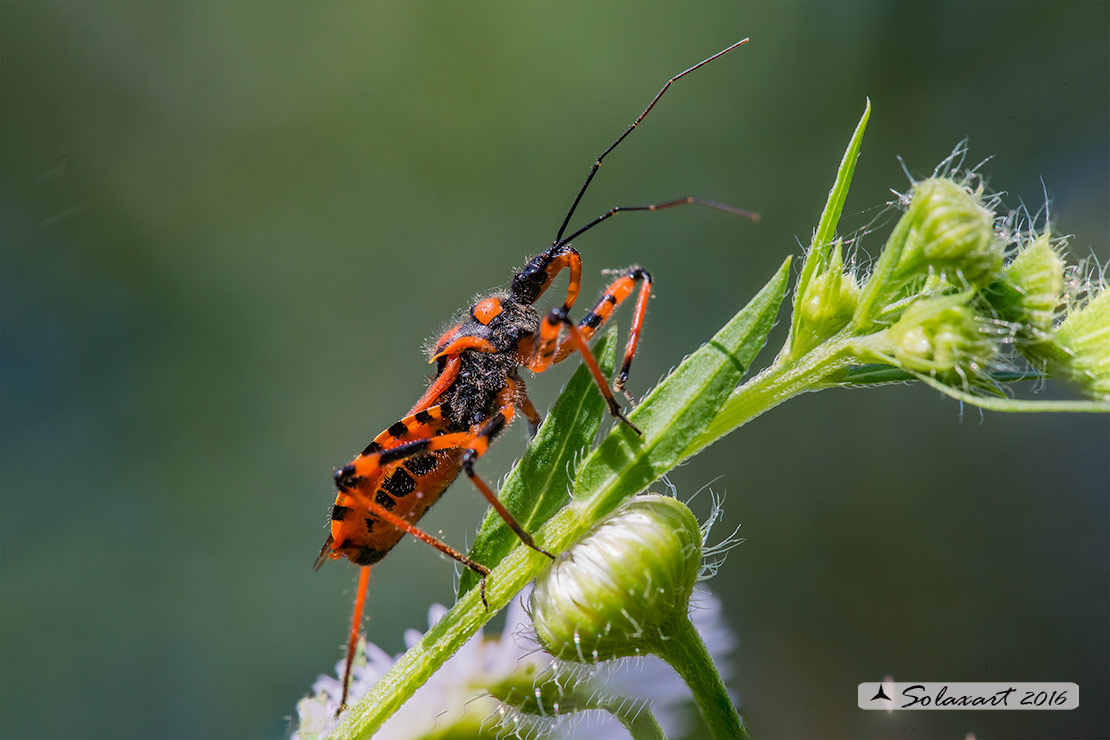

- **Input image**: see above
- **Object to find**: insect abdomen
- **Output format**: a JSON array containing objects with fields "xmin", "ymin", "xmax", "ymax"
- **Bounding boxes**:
[{"xmin": 330, "ymin": 442, "xmax": 465, "ymax": 564}]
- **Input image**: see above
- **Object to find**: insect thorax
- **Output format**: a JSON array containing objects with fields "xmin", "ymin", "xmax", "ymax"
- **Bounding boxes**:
[{"xmin": 436, "ymin": 294, "xmax": 539, "ymax": 430}]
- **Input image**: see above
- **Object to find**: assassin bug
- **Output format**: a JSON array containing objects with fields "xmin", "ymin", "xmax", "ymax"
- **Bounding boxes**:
[{"xmin": 315, "ymin": 38, "xmax": 755, "ymax": 711}]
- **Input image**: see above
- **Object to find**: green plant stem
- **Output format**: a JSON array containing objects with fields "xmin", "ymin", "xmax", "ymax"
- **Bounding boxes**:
[
  {"xmin": 604, "ymin": 699, "xmax": 667, "ymax": 740},
  {"xmin": 652, "ymin": 615, "xmax": 749, "ymax": 740},
  {"xmin": 686, "ymin": 339, "xmax": 855, "ymax": 458},
  {"xmin": 914, "ymin": 374, "xmax": 1110, "ymax": 413}
]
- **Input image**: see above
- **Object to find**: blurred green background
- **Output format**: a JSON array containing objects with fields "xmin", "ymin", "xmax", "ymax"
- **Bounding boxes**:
[{"xmin": 2, "ymin": 3, "xmax": 1106, "ymax": 739}]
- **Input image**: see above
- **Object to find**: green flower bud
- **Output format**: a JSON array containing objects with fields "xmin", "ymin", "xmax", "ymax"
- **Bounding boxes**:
[
  {"xmin": 489, "ymin": 664, "xmax": 662, "ymax": 739},
  {"xmin": 530, "ymin": 494, "xmax": 701, "ymax": 662},
  {"xmin": 885, "ymin": 293, "xmax": 1000, "ymax": 379},
  {"xmin": 990, "ymin": 231, "xmax": 1065, "ymax": 342},
  {"xmin": 1044, "ymin": 289, "xmax": 1110, "ymax": 401},
  {"xmin": 800, "ymin": 268, "xmax": 861, "ymax": 326},
  {"xmin": 793, "ymin": 241, "xmax": 862, "ymax": 355},
  {"xmin": 896, "ymin": 178, "xmax": 1001, "ymax": 285},
  {"xmin": 530, "ymin": 497, "xmax": 748, "ymax": 739},
  {"xmin": 488, "ymin": 664, "xmax": 590, "ymax": 717}
]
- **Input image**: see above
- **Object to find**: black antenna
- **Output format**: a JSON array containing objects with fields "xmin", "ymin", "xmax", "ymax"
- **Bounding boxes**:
[
  {"xmin": 552, "ymin": 38, "xmax": 751, "ymax": 246},
  {"xmin": 555, "ymin": 196, "xmax": 757, "ymax": 249}
]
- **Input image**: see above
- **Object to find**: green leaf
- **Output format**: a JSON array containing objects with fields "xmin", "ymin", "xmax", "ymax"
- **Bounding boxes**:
[
  {"xmin": 790, "ymin": 99, "xmax": 871, "ymax": 350},
  {"xmin": 813, "ymin": 99, "xmax": 871, "ymax": 255},
  {"xmin": 572, "ymin": 257, "xmax": 791, "ymax": 520},
  {"xmin": 458, "ymin": 331, "xmax": 615, "ymax": 598},
  {"xmin": 832, "ymin": 363, "xmax": 919, "ymax": 385}
]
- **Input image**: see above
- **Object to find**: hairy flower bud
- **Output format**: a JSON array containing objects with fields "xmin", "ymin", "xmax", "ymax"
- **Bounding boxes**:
[
  {"xmin": 1044, "ymin": 290, "xmax": 1110, "ymax": 401},
  {"xmin": 793, "ymin": 241, "xmax": 862, "ymax": 355},
  {"xmin": 991, "ymin": 231, "xmax": 1065, "ymax": 342},
  {"xmin": 896, "ymin": 178, "xmax": 1001, "ymax": 285},
  {"xmin": 885, "ymin": 293, "xmax": 1000, "ymax": 379},
  {"xmin": 488, "ymin": 664, "xmax": 593, "ymax": 718},
  {"xmin": 530, "ymin": 494, "xmax": 702, "ymax": 662},
  {"xmin": 800, "ymin": 269, "xmax": 861, "ymax": 326}
]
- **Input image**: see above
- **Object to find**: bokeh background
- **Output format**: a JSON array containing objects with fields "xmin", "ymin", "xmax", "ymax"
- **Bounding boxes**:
[{"xmin": 2, "ymin": 3, "xmax": 1106, "ymax": 739}]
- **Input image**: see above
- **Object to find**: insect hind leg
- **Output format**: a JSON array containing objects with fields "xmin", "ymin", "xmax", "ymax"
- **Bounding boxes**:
[{"xmin": 347, "ymin": 489, "xmax": 492, "ymax": 603}]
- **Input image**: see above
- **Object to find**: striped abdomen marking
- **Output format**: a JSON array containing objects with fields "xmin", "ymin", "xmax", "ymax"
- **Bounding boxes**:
[{"xmin": 329, "ymin": 406, "xmax": 466, "ymax": 564}]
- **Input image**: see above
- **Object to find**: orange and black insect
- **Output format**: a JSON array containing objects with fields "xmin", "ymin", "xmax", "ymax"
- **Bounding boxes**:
[{"xmin": 314, "ymin": 39, "xmax": 756, "ymax": 711}]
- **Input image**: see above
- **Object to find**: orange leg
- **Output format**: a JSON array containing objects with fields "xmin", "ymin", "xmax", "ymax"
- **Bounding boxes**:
[
  {"xmin": 348, "ymin": 488, "xmax": 491, "ymax": 586},
  {"xmin": 409, "ymin": 355, "xmax": 461, "ymax": 415},
  {"xmin": 552, "ymin": 267, "xmax": 652, "ymax": 402},
  {"xmin": 510, "ymin": 244, "xmax": 583, "ymax": 309},
  {"xmin": 544, "ymin": 248, "xmax": 582, "ymax": 311},
  {"xmin": 529, "ymin": 306, "xmax": 640, "ymax": 434},
  {"xmin": 511, "ymin": 373, "xmax": 543, "ymax": 437},
  {"xmin": 331, "ymin": 496, "xmax": 491, "ymax": 716},
  {"xmin": 333, "ymin": 469, "xmax": 493, "ymax": 602},
  {"xmin": 461, "ymin": 390, "xmax": 555, "ymax": 559},
  {"xmin": 338, "ymin": 565, "xmax": 371, "ymax": 713},
  {"xmin": 429, "ymin": 335, "xmax": 497, "ymax": 362}
]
